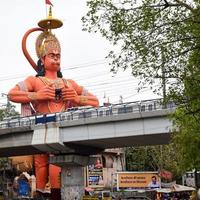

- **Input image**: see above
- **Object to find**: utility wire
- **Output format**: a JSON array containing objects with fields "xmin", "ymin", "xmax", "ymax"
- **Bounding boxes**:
[{"xmin": 0, "ymin": 59, "xmax": 109, "ymax": 81}]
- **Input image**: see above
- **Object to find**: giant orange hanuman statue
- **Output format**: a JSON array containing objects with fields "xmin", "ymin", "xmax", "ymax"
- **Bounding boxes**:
[{"xmin": 8, "ymin": 6, "xmax": 99, "ymax": 198}]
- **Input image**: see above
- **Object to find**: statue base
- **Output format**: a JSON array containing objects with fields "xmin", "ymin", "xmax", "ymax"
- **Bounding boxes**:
[{"xmin": 49, "ymin": 154, "xmax": 90, "ymax": 200}]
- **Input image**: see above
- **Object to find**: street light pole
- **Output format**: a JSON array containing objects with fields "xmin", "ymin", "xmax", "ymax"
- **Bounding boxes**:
[{"xmin": 161, "ymin": 49, "xmax": 166, "ymax": 108}]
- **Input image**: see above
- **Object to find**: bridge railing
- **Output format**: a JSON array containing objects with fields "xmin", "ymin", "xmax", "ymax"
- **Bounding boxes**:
[{"xmin": 0, "ymin": 98, "xmax": 176, "ymax": 129}]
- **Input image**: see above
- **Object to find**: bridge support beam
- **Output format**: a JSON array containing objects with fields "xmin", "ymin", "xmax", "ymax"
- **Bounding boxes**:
[{"xmin": 49, "ymin": 154, "xmax": 89, "ymax": 200}]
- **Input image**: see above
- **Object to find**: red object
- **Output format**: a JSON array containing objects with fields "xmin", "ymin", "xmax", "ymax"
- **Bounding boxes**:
[
  {"xmin": 159, "ymin": 170, "xmax": 173, "ymax": 180},
  {"xmin": 85, "ymin": 187, "xmax": 94, "ymax": 192},
  {"xmin": 45, "ymin": 0, "xmax": 53, "ymax": 6}
]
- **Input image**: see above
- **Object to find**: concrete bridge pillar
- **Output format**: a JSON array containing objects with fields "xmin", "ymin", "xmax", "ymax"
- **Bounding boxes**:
[{"xmin": 49, "ymin": 154, "xmax": 89, "ymax": 200}]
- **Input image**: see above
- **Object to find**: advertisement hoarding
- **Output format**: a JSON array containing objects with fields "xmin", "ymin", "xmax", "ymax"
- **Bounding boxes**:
[
  {"xmin": 87, "ymin": 156, "xmax": 104, "ymax": 188},
  {"xmin": 116, "ymin": 171, "xmax": 160, "ymax": 191}
]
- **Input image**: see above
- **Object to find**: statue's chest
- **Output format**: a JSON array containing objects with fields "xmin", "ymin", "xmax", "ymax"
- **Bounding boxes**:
[{"xmin": 35, "ymin": 77, "xmax": 66, "ymax": 90}]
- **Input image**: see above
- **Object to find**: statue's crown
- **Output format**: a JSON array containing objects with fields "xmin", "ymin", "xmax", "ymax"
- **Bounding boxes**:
[{"xmin": 36, "ymin": 31, "xmax": 61, "ymax": 58}]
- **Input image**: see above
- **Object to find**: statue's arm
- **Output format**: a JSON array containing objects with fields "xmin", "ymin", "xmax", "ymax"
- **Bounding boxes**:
[
  {"xmin": 8, "ymin": 76, "xmax": 55, "ymax": 103},
  {"xmin": 8, "ymin": 85, "xmax": 34, "ymax": 103},
  {"xmin": 78, "ymin": 93, "xmax": 99, "ymax": 107},
  {"xmin": 8, "ymin": 76, "xmax": 36, "ymax": 103}
]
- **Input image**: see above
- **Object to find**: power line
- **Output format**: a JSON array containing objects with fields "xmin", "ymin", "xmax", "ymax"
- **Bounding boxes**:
[
  {"xmin": 0, "ymin": 59, "xmax": 109, "ymax": 81},
  {"xmin": 85, "ymin": 78, "xmax": 138, "ymax": 88}
]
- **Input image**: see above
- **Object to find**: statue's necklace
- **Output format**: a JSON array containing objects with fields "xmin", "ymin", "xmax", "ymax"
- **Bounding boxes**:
[{"xmin": 39, "ymin": 77, "xmax": 66, "ymax": 113}]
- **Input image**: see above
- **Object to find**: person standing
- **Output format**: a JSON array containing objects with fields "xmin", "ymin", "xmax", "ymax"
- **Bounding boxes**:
[{"xmin": 148, "ymin": 176, "xmax": 160, "ymax": 189}]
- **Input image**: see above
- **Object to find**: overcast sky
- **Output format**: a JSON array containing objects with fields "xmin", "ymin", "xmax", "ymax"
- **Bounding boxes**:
[{"xmin": 0, "ymin": 0, "xmax": 160, "ymax": 110}]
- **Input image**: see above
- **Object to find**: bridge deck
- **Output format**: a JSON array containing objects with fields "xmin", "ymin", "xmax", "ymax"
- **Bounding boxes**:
[{"xmin": 0, "ymin": 108, "xmax": 174, "ymax": 157}]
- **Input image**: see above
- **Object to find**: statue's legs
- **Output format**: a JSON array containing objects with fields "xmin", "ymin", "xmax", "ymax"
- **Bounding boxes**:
[
  {"xmin": 49, "ymin": 163, "xmax": 61, "ymax": 200},
  {"xmin": 49, "ymin": 164, "xmax": 61, "ymax": 188},
  {"xmin": 34, "ymin": 154, "xmax": 62, "ymax": 199},
  {"xmin": 34, "ymin": 154, "xmax": 49, "ymax": 192}
]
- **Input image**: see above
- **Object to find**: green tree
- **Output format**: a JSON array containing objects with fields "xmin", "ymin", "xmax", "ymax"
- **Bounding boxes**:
[
  {"xmin": 125, "ymin": 144, "xmax": 181, "ymax": 180},
  {"xmin": 0, "ymin": 102, "xmax": 19, "ymax": 169},
  {"xmin": 0, "ymin": 101, "xmax": 19, "ymax": 121},
  {"xmin": 170, "ymin": 34, "xmax": 200, "ymax": 172},
  {"xmin": 82, "ymin": 0, "xmax": 200, "ymax": 173},
  {"xmin": 82, "ymin": 0, "xmax": 196, "ymax": 92}
]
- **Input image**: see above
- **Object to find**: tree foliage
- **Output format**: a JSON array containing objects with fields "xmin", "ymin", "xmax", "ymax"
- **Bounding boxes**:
[
  {"xmin": 170, "ymin": 20, "xmax": 200, "ymax": 172},
  {"xmin": 0, "ymin": 102, "xmax": 19, "ymax": 121},
  {"xmin": 83, "ymin": 0, "xmax": 200, "ymax": 173},
  {"xmin": 172, "ymin": 100, "xmax": 200, "ymax": 172},
  {"xmin": 82, "ymin": 0, "xmax": 198, "ymax": 91},
  {"xmin": 125, "ymin": 144, "xmax": 181, "ymax": 180},
  {"xmin": 0, "ymin": 102, "xmax": 19, "ymax": 169}
]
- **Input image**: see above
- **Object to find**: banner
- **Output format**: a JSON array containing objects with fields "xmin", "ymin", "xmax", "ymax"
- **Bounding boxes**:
[
  {"xmin": 117, "ymin": 172, "xmax": 161, "ymax": 191},
  {"xmin": 87, "ymin": 156, "xmax": 104, "ymax": 188}
]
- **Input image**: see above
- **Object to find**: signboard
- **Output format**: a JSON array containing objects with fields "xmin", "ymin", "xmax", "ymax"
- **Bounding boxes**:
[
  {"xmin": 87, "ymin": 156, "xmax": 104, "ymax": 188},
  {"xmin": 116, "ymin": 172, "xmax": 161, "ymax": 191}
]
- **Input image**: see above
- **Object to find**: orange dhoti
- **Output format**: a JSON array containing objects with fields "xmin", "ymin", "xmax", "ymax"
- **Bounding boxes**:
[{"xmin": 34, "ymin": 154, "xmax": 61, "ymax": 192}]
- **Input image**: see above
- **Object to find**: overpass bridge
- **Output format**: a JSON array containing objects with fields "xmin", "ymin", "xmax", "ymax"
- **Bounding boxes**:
[{"xmin": 0, "ymin": 99, "xmax": 176, "ymax": 157}]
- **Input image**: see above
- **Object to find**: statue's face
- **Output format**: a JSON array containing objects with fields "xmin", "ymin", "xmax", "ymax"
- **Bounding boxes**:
[{"xmin": 42, "ymin": 49, "xmax": 61, "ymax": 72}]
